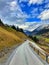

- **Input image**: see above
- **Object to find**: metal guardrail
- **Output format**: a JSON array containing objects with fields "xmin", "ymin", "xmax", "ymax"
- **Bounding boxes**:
[{"xmin": 29, "ymin": 42, "xmax": 49, "ymax": 63}]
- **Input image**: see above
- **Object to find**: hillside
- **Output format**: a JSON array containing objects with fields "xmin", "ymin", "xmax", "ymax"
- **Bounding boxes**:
[
  {"xmin": 36, "ymin": 25, "xmax": 49, "ymax": 36},
  {"xmin": 0, "ymin": 20, "xmax": 27, "ymax": 62},
  {"xmin": 32, "ymin": 25, "xmax": 49, "ymax": 53}
]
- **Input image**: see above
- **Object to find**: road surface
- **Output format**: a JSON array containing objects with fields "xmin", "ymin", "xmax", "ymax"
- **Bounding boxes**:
[{"xmin": 6, "ymin": 40, "xmax": 48, "ymax": 65}]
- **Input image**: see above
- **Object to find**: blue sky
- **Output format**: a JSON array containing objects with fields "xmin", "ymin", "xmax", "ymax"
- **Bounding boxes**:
[{"xmin": 0, "ymin": 0, "xmax": 49, "ymax": 30}]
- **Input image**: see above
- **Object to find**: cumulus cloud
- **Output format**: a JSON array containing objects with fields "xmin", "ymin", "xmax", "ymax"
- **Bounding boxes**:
[
  {"xmin": 10, "ymin": 1, "xmax": 17, "ymax": 7},
  {"xmin": 16, "ymin": 24, "xmax": 28, "ymax": 30},
  {"xmin": 9, "ymin": 1, "xmax": 17, "ymax": 11},
  {"xmin": 19, "ymin": 0, "xmax": 28, "ymax": 3},
  {"xmin": 19, "ymin": 0, "xmax": 43, "ymax": 5},
  {"xmin": 15, "ymin": 21, "xmax": 40, "ymax": 31},
  {"xmin": 28, "ymin": 0, "xmax": 43, "ymax": 5},
  {"xmin": 39, "ymin": 10, "xmax": 49, "ymax": 20},
  {"xmin": 7, "ymin": 1, "xmax": 19, "ymax": 11},
  {"xmin": 0, "ymin": 0, "xmax": 30, "ymax": 24},
  {"xmin": 7, "ymin": 1, "xmax": 30, "ymax": 19}
]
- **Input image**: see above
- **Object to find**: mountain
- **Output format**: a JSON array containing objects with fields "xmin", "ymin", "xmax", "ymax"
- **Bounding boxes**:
[
  {"xmin": 33, "ymin": 23, "xmax": 49, "ymax": 35},
  {"xmin": 24, "ymin": 30, "xmax": 32, "ymax": 36},
  {"xmin": 32, "ymin": 23, "xmax": 49, "ymax": 53},
  {"xmin": 24, "ymin": 22, "xmax": 49, "ymax": 36},
  {"xmin": 24, "ymin": 23, "xmax": 41, "ymax": 36},
  {"xmin": 35, "ymin": 24, "xmax": 49, "ymax": 35}
]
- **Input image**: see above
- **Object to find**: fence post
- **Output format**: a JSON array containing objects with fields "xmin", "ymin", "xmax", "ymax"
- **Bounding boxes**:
[
  {"xmin": 34, "ymin": 47, "xmax": 35, "ymax": 50},
  {"xmin": 46, "ymin": 55, "xmax": 48, "ymax": 63},
  {"xmin": 38, "ymin": 50, "xmax": 39, "ymax": 55}
]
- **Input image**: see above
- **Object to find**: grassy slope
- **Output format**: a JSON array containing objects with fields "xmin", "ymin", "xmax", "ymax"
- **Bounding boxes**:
[
  {"xmin": 0, "ymin": 26, "xmax": 27, "ymax": 59},
  {"xmin": 3, "ymin": 26, "xmax": 27, "ymax": 40},
  {"xmin": 35, "ymin": 35, "xmax": 49, "ymax": 53}
]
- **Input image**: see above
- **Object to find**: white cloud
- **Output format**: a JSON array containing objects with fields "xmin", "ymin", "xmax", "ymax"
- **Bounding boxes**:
[
  {"xmin": 10, "ymin": 12, "xmax": 17, "ymax": 17},
  {"xmin": 10, "ymin": 1, "xmax": 17, "ymax": 7},
  {"xmin": 16, "ymin": 24, "xmax": 28, "ymax": 30},
  {"xmin": 39, "ymin": 9, "xmax": 49, "ymax": 20},
  {"xmin": 15, "ymin": 21, "xmax": 40, "ymax": 31},
  {"xmin": 19, "ymin": 0, "xmax": 43, "ymax": 5},
  {"xmin": 28, "ymin": 0, "xmax": 43, "ymax": 5},
  {"xmin": 7, "ymin": 1, "xmax": 17, "ymax": 11},
  {"xmin": 19, "ymin": 0, "xmax": 28, "ymax": 3},
  {"xmin": 7, "ymin": 0, "xmax": 30, "ymax": 19}
]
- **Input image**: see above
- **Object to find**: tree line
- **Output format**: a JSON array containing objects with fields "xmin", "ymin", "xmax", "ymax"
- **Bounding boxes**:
[{"xmin": 29, "ymin": 35, "xmax": 39, "ymax": 43}]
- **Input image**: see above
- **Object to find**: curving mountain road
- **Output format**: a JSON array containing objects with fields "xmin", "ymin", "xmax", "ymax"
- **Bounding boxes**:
[{"xmin": 6, "ymin": 40, "xmax": 48, "ymax": 65}]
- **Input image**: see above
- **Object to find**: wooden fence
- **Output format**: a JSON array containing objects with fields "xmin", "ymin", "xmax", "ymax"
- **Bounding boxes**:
[{"xmin": 29, "ymin": 42, "xmax": 49, "ymax": 63}]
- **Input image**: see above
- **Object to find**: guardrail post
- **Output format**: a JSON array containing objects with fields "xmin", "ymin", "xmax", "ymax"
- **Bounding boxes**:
[
  {"xmin": 46, "ymin": 55, "xmax": 48, "ymax": 63},
  {"xmin": 38, "ymin": 50, "xmax": 39, "ymax": 55},
  {"xmin": 34, "ymin": 47, "xmax": 35, "ymax": 50}
]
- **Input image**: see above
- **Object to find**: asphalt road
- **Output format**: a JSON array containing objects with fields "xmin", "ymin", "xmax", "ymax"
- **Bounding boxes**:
[{"xmin": 6, "ymin": 40, "xmax": 48, "ymax": 65}]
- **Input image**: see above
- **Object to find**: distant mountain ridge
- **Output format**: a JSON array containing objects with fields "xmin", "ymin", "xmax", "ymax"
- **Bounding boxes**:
[
  {"xmin": 35, "ymin": 24, "xmax": 49, "ymax": 35},
  {"xmin": 24, "ymin": 22, "xmax": 49, "ymax": 36}
]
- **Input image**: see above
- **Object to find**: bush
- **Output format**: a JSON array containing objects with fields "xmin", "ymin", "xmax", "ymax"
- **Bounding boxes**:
[
  {"xmin": 33, "ymin": 36, "xmax": 39, "ymax": 42},
  {"xmin": 11, "ymin": 25, "xmax": 16, "ymax": 30}
]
